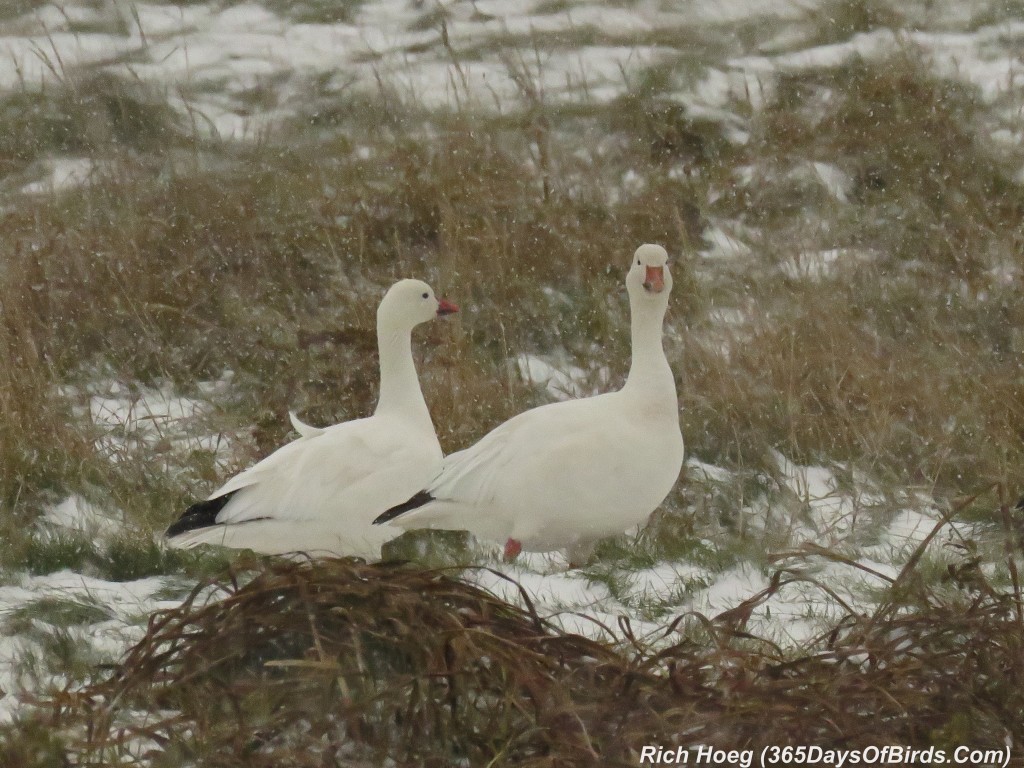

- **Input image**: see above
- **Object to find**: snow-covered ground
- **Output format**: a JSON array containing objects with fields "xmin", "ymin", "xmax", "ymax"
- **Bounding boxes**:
[
  {"xmin": 473, "ymin": 447, "xmax": 973, "ymax": 647},
  {"xmin": 1, "ymin": 0, "xmax": 1021, "ymax": 725},
  {"xmin": 0, "ymin": 569, "xmax": 178, "ymax": 722},
  {"xmin": 5, "ymin": 0, "xmax": 1024, "ymax": 156},
  {"xmin": 0, "ymin": 377, "xmax": 236, "ymax": 722},
  {"xmin": 0, "ymin": 365, "xmax": 979, "ymax": 721}
]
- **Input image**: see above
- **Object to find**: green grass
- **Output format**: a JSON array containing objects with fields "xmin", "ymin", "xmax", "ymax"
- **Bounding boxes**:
[
  {"xmin": 3, "ymin": 597, "xmax": 112, "ymax": 633},
  {"xmin": 1, "ymin": 528, "xmax": 236, "ymax": 582}
]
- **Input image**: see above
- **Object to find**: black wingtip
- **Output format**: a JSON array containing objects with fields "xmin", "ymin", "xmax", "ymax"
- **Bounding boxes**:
[
  {"xmin": 166, "ymin": 491, "xmax": 237, "ymax": 538},
  {"xmin": 374, "ymin": 490, "xmax": 434, "ymax": 525}
]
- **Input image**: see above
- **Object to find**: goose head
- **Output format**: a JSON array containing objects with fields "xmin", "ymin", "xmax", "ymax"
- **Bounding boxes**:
[
  {"xmin": 627, "ymin": 243, "xmax": 672, "ymax": 300},
  {"xmin": 377, "ymin": 279, "xmax": 458, "ymax": 333}
]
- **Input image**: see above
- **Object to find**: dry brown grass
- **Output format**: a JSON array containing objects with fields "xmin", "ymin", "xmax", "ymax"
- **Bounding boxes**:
[
  {"xmin": 0, "ymin": 40, "xmax": 1019, "ymax": 548},
  {"xmin": 0, "ymin": 72, "xmax": 185, "ymax": 177},
  {"xmin": 0, "ymin": 43, "xmax": 1021, "ymax": 563},
  {"xmin": 678, "ymin": 48, "xmax": 1024, "ymax": 495},
  {"xmin": 0, "ymin": 101, "xmax": 704, "ymax": 483},
  {"xmin": 747, "ymin": 50, "xmax": 1023, "ymax": 277},
  {"xmin": 9, "ymin": 496, "xmax": 1023, "ymax": 766},
  {"xmin": 2, "ymin": 35, "xmax": 1024, "ymax": 765},
  {"xmin": 682, "ymin": 281, "xmax": 1024, "ymax": 492},
  {"xmin": 0, "ymin": 257, "xmax": 94, "ymax": 515}
]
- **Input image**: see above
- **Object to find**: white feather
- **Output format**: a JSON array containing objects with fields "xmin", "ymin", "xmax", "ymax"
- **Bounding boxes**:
[
  {"xmin": 382, "ymin": 245, "xmax": 684, "ymax": 562},
  {"xmin": 289, "ymin": 410, "xmax": 325, "ymax": 439},
  {"xmin": 167, "ymin": 279, "xmax": 456, "ymax": 560}
]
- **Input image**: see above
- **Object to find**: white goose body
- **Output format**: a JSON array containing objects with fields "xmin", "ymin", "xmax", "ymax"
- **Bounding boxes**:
[
  {"xmin": 376, "ymin": 244, "xmax": 684, "ymax": 563},
  {"xmin": 166, "ymin": 279, "xmax": 457, "ymax": 560}
]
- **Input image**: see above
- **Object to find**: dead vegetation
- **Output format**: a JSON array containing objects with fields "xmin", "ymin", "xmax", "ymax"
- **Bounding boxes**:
[
  {"xmin": 6, "ymin": 496, "xmax": 1023, "ymax": 766},
  {"xmin": 684, "ymin": 47, "xmax": 1024, "ymax": 490},
  {"xmin": 2, "ymin": 46, "xmax": 1019, "ymax": 523},
  {"xmin": 0, "ymin": 72, "xmax": 186, "ymax": 178},
  {"xmin": 1, "ymin": 18, "xmax": 1024, "ymax": 765}
]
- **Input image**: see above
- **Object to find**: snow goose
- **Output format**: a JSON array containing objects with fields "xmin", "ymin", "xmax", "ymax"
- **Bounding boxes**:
[
  {"xmin": 374, "ymin": 244, "xmax": 684, "ymax": 565},
  {"xmin": 166, "ymin": 279, "xmax": 458, "ymax": 560}
]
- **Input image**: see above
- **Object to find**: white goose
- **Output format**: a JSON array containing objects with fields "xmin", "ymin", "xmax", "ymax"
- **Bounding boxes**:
[
  {"xmin": 375, "ymin": 244, "xmax": 684, "ymax": 565},
  {"xmin": 166, "ymin": 279, "xmax": 458, "ymax": 560}
]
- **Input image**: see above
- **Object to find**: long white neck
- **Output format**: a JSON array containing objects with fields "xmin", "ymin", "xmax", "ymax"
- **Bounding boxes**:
[
  {"xmin": 374, "ymin": 325, "xmax": 433, "ymax": 431},
  {"xmin": 622, "ymin": 291, "xmax": 676, "ymax": 404}
]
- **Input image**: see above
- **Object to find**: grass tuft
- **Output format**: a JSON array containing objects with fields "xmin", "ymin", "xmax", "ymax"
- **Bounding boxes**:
[
  {"xmin": 0, "ymin": 72, "xmax": 186, "ymax": 176},
  {"xmin": 9, "ymin": 519, "xmax": 1023, "ymax": 764}
]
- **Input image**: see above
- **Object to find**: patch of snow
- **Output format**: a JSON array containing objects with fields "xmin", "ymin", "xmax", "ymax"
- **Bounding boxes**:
[
  {"xmin": 37, "ymin": 495, "xmax": 123, "ymax": 542},
  {"xmin": 471, "ymin": 563, "xmax": 671, "ymax": 642},
  {"xmin": 686, "ymin": 457, "xmax": 733, "ymax": 484},
  {"xmin": 768, "ymin": 451, "xmax": 870, "ymax": 544},
  {"xmin": 810, "ymin": 161, "xmax": 851, "ymax": 203},
  {"xmin": 517, "ymin": 353, "xmax": 610, "ymax": 401},
  {"xmin": 690, "ymin": 563, "xmax": 767, "ymax": 614},
  {"xmin": 73, "ymin": 377, "xmax": 235, "ymax": 471},
  {"xmin": 1, "ymin": 0, "xmax": 1019, "ymax": 144},
  {"xmin": 20, "ymin": 158, "xmax": 98, "ymax": 195},
  {"xmin": 705, "ymin": 306, "xmax": 747, "ymax": 327},
  {"xmin": 622, "ymin": 562, "xmax": 709, "ymax": 604},
  {"xmin": 0, "ymin": 570, "xmax": 181, "ymax": 723},
  {"xmin": 690, "ymin": 66, "xmax": 774, "ymax": 113},
  {"xmin": 6, "ymin": 572, "xmax": 169, "ymax": 621},
  {"xmin": 726, "ymin": 21, "xmax": 1024, "ymax": 118},
  {"xmin": 877, "ymin": 508, "xmax": 944, "ymax": 550},
  {"xmin": 131, "ymin": 3, "xmax": 214, "ymax": 37},
  {"xmin": 700, "ymin": 225, "xmax": 752, "ymax": 259},
  {"xmin": 739, "ymin": 29, "xmax": 900, "ymax": 76},
  {"xmin": 785, "ymin": 247, "xmax": 879, "ymax": 281},
  {"xmin": 779, "ymin": 248, "xmax": 842, "ymax": 281},
  {"xmin": 471, "ymin": 565, "xmax": 607, "ymax": 616}
]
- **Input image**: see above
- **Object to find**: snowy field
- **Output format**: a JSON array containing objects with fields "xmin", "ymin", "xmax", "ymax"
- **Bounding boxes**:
[
  {"xmin": 8, "ymin": 0, "xmax": 1024, "ymax": 189},
  {"xmin": 2, "ymin": 0, "xmax": 1023, "ymax": 730}
]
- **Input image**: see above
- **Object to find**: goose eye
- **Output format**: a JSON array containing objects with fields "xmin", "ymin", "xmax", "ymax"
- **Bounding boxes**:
[
  {"xmin": 422, "ymin": 292, "xmax": 429, "ymax": 299},
  {"xmin": 636, "ymin": 259, "xmax": 640, "ymax": 265}
]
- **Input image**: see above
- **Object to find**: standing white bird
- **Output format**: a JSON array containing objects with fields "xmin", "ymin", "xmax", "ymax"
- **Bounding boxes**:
[
  {"xmin": 374, "ymin": 244, "xmax": 684, "ymax": 565},
  {"xmin": 166, "ymin": 279, "xmax": 458, "ymax": 560}
]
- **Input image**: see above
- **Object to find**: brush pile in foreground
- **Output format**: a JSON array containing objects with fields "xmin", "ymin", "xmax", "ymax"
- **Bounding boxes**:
[{"xmin": 6, "ymin": 511, "xmax": 1024, "ymax": 768}]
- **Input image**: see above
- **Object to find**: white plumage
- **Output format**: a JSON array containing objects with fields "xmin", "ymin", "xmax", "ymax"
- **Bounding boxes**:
[
  {"xmin": 375, "ymin": 244, "xmax": 684, "ymax": 565},
  {"xmin": 166, "ymin": 279, "xmax": 457, "ymax": 560}
]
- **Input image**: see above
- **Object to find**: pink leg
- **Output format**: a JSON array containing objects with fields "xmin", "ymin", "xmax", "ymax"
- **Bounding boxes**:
[{"xmin": 503, "ymin": 538, "xmax": 522, "ymax": 562}]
